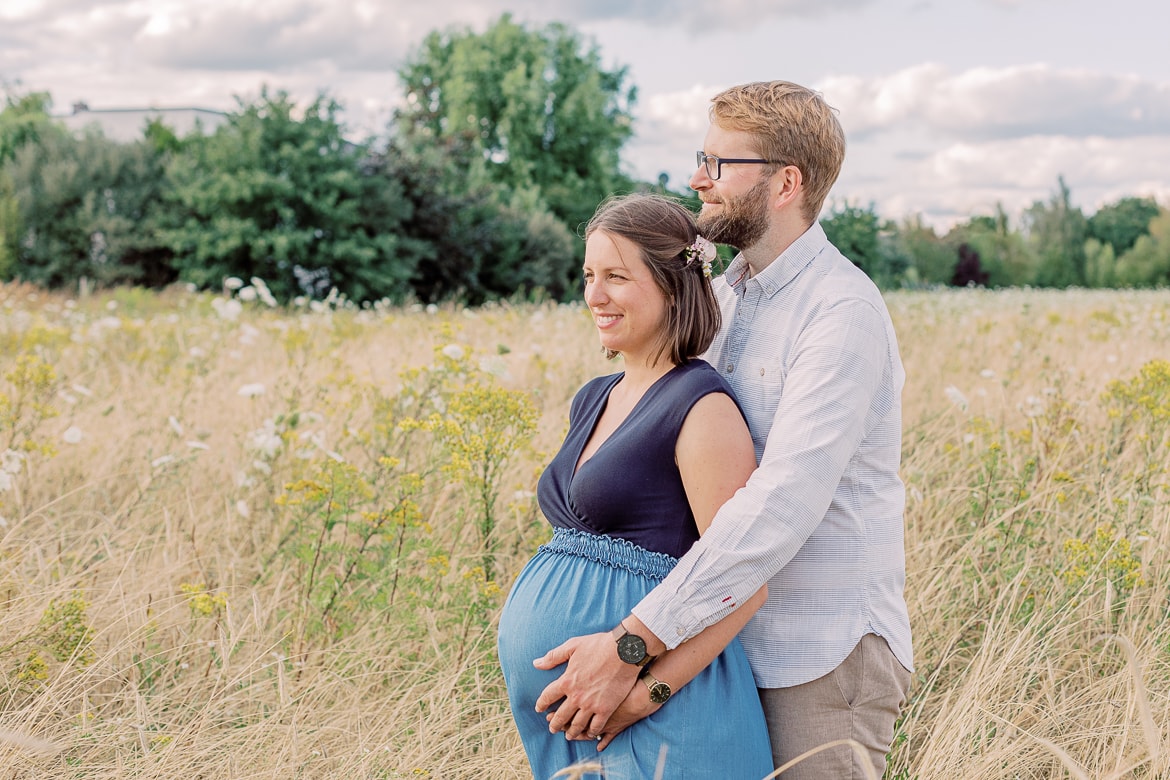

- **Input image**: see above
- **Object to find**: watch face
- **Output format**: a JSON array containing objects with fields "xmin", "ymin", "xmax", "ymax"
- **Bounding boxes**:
[
  {"xmin": 616, "ymin": 633, "xmax": 648, "ymax": 665},
  {"xmin": 648, "ymin": 681, "xmax": 671, "ymax": 704}
]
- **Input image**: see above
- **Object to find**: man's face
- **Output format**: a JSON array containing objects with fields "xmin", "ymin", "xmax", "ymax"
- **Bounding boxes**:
[{"xmin": 690, "ymin": 125, "xmax": 774, "ymax": 250}]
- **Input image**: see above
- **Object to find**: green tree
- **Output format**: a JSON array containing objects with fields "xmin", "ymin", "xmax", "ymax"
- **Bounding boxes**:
[
  {"xmin": 163, "ymin": 88, "xmax": 420, "ymax": 302},
  {"xmin": 0, "ymin": 171, "xmax": 16, "ymax": 279},
  {"xmin": 395, "ymin": 13, "xmax": 637, "ymax": 296},
  {"xmin": 1087, "ymin": 196, "xmax": 1160, "ymax": 257},
  {"xmin": 1022, "ymin": 176, "xmax": 1088, "ymax": 288},
  {"xmin": 384, "ymin": 140, "xmax": 576, "ymax": 304},
  {"xmin": 1083, "ymin": 238, "xmax": 1118, "ymax": 288},
  {"xmin": 1114, "ymin": 208, "xmax": 1170, "ymax": 287},
  {"xmin": 820, "ymin": 201, "xmax": 906, "ymax": 287},
  {"xmin": 5, "ymin": 126, "xmax": 175, "ymax": 288},
  {"xmin": 0, "ymin": 91, "xmax": 55, "ymax": 164},
  {"xmin": 944, "ymin": 206, "xmax": 1034, "ymax": 287},
  {"xmin": 890, "ymin": 215, "xmax": 955, "ymax": 286},
  {"xmin": 1, "ymin": 91, "xmax": 60, "ymax": 279}
]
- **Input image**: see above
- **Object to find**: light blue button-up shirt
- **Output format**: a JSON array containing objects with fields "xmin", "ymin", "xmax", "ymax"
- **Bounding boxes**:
[{"xmin": 633, "ymin": 222, "xmax": 913, "ymax": 688}]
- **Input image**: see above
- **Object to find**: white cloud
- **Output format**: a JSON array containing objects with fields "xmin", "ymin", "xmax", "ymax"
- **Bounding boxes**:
[
  {"xmin": 824, "ymin": 64, "xmax": 1170, "ymax": 141},
  {"xmin": 841, "ymin": 134, "xmax": 1170, "ymax": 229}
]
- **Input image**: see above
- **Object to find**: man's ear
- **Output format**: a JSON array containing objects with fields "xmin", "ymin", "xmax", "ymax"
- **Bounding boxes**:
[{"xmin": 772, "ymin": 164, "xmax": 803, "ymax": 212}]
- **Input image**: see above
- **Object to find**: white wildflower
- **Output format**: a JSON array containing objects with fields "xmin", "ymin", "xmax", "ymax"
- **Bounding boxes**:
[
  {"xmin": 979, "ymin": 369, "xmax": 996, "ymax": 379},
  {"xmin": 441, "ymin": 344, "xmax": 464, "ymax": 360},
  {"xmin": 944, "ymin": 385, "xmax": 969, "ymax": 412},
  {"xmin": 248, "ymin": 421, "xmax": 283, "ymax": 459},
  {"xmin": 239, "ymin": 324, "xmax": 261, "ymax": 345},
  {"xmin": 62, "ymin": 426, "xmax": 84, "ymax": 444},
  {"xmin": 238, "ymin": 383, "xmax": 266, "ymax": 397},
  {"xmin": 1023, "ymin": 396, "xmax": 1045, "ymax": 417},
  {"xmin": 186, "ymin": 441, "xmax": 210, "ymax": 451},
  {"xmin": 479, "ymin": 357, "xmax": 511, "ymax": 380},
  {"xmin": 151, "ymin": 455, "xmax": 176, "ymax": 468},
  {"xmin": 236, "ymin": 500, "xmax": 250, "ymax": 518},
  {"xmin": 224, "ymin": 277, "xmax": 245, "ymax": 291},
  {"xmin": 237, "ymin": 286, "xmax": 258, "ymax": 302},
  {"xmin": 168, "ymin": 416, "xmax": 184, "ymax": 436},
  {"xmin": 250, "ymin": 277, "xmax": 278, "ymax": 307},
  {"xmin": 211, "ymin": 297, "xmax": 242, "ymax": 321},
  {"xmin": 425, "ymin": 303, "xmax": 439, "ymax": 315},
  {"xmin": 1, "ymin": 449, "xmax": 24, "ymax": 475}
]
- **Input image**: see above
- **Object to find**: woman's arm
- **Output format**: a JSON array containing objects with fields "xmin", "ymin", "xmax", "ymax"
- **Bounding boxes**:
[{"xmin": 592, "ymin": 391, "xmax": 767, "ymax": 747}]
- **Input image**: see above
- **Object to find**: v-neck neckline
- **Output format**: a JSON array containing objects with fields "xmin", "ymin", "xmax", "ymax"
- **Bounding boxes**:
[{"xmin": 573, "ymin": 364, "xmax": 682, "ymax": 477}]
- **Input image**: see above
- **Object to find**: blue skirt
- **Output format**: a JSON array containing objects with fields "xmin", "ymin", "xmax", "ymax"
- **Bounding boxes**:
[{"xmin": 498, "ymin": 528, "xmax": 774, "ymax": 780}]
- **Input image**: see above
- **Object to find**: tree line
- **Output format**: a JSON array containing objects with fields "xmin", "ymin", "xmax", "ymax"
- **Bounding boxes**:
[{"xmin": 1, "ymin": 14, "xmax": 1167, "ymax": 304}]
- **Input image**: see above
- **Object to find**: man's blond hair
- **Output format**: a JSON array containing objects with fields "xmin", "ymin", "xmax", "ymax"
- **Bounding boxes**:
[{"xmin": 709, "ymin": 81, "xmax": 846, "ymax": 224}]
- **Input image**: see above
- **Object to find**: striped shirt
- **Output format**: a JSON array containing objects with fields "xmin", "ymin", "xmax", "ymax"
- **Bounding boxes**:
[{"xmin": 633, "ymin": 222, "xmax": 914, "ymax": 688}]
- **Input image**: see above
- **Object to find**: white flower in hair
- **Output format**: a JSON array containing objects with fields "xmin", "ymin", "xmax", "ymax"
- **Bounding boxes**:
[{"xmin": 683, "ymin": 236, "xmax": 717, "ymax": 278}]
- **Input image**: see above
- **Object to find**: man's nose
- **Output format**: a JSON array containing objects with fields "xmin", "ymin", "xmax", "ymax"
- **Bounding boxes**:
[{"xmin": 689, "ymin": 165, "xmax": 711, "ymax": 191}]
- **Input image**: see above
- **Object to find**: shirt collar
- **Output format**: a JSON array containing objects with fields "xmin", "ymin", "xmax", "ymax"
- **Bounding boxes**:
[{"xmin": 722, "ymin": 222, "xmax": 828, "ymax": 298}]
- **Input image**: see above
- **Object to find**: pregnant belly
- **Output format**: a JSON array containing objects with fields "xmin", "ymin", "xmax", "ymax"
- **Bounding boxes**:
[{"xmin": 497, "ymin": 547, "xmax": 657, "ymax": 708}]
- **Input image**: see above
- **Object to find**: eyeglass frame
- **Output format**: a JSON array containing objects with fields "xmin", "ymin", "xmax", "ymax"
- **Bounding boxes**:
[{"xmin": 695, "ymin": 151, "xmax": 778, "ymax": 181}]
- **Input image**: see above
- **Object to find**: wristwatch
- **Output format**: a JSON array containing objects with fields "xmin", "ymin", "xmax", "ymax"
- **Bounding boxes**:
[
  {"xmin": 639, "ymin": 668, "xmax": 672, "ymax": 704},
  {"xmin": 611, "ymin": 621, "xmax": 656, "ymax": 667}
]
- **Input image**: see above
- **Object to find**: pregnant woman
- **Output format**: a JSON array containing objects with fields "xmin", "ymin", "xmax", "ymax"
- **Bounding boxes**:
[{"xmin": 497, "ymin": 193, "xmax": 773, "ymax": 779}]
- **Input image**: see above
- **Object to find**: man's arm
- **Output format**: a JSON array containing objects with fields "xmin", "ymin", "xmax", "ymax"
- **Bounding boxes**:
[{"xmin": 634, "ymin": 296, "xmax": 893, "ymax": 645}]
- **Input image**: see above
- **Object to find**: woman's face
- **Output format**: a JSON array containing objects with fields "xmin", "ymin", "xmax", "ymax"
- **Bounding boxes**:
[{"xmin": 582, "ymin": 230, "xmax": 668, "ymax": 366}]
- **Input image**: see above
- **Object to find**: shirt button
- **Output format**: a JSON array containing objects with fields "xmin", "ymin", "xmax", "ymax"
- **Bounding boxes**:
[
  {"xmin": 725, "ymin": 364, "xmax": 734, "ymax": 373},
  {"xmin": 676, "ymin": 627, "xmax": 687, "ymax": 637},
  {"xmin": 759, "ymin": 368, "xmax": 766, "ymax": 376}
]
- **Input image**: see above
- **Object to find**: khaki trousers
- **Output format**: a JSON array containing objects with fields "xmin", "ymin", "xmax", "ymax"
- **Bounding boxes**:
[{"xmin": 758, "ymin": 633, "xmax": 911, "ymax": 779}]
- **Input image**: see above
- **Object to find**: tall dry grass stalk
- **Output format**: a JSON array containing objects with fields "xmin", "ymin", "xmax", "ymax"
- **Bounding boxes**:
[{"xmin": 1, "ymin": 283, "xmax": 1168, "ymax": 778}]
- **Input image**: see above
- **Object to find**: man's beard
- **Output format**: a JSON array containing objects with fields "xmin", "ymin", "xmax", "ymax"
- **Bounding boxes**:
[{"xmin": 696, "ymin": 177, "xmax": 771, "ymax": 250}]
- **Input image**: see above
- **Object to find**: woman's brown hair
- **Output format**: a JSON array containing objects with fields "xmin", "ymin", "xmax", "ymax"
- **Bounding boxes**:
[{"xmin": 584, "ymin": 193, "xmax": 721, "ymax": 366}]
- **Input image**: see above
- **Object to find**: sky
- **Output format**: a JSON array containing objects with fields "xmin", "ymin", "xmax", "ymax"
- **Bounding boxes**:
[{"xmin": 3, "ymin": 0, "xmax": 1170, "ymax": 230}]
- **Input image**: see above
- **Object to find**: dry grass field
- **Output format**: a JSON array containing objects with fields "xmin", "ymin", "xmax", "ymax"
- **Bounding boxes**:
[{"xmin": 1, "ymin": 281, "xmax": 1168, "ymax": 779}]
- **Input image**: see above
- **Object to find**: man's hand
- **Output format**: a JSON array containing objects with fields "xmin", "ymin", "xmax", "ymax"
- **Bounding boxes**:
[
  {"xmin": 594, "ymin": 682, "xmax": 660, "ymax": 750},
  {"xmin": 532, "ymin": 631, "xmax": 641, "ymax": 739}
]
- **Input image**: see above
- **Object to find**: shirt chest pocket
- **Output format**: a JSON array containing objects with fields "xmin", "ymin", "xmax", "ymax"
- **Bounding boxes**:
[{"xmin": 732, "ymin": 357, "xmax": 785, "ymax": 439}]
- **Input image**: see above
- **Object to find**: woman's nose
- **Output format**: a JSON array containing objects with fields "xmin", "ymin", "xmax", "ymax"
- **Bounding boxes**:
[{"xmin": 584, "ymin": 280, "xmax": 606, "ymax": 306}]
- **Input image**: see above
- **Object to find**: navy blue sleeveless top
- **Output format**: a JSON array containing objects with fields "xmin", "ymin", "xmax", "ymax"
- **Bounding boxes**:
[{"xmin": 536, "ymin": 360, "xmax": 744, "ymax": 559}]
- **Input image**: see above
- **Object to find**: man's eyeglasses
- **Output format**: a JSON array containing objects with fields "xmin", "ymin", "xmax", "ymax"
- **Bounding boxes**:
[{"xmin": 695, "ymin": 151, "xmax": 776, "ymax": 181}]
